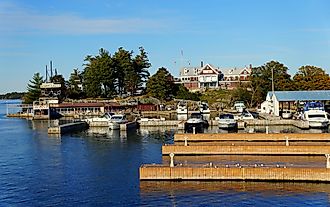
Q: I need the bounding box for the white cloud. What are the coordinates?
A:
[0,2,168,35]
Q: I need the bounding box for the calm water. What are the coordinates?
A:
[1,100,330,206]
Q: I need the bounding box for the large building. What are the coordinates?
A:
[177,62,252,91]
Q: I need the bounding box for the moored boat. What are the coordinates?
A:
[218,113,237,129]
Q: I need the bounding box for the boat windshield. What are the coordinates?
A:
[308,114,326,118]
[190,113,201,119]
[111,116,124,120]
[220,114,234,119]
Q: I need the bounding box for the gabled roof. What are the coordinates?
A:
[267,90,330,101]
[222,67,251,76]
[198,64,219,75]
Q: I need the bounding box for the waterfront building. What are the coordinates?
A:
[262,90,330,116]
[177,62,251,91]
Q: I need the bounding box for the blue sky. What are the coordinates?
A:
[0,0,330,93]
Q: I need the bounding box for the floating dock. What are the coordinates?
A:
[139,165,330,182]
[48,121,88,135]
[174,133,330,142]
[162,145,330,155]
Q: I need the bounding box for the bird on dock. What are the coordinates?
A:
[254,164,258,167]
[260,164,264,167]
[235,163,240,167]
[225,165,229,168]
[276,164,280,168]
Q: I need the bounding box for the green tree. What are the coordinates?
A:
[23,73,43,104]
[174,84,201,101]
[67,68,84,99]
[83,48,116,98]
[230,83,252,107]
[293,65,330,90]
[131,47,151,95]
[50,74,67,99]
[146,67,176,100]
[249,61,293,106]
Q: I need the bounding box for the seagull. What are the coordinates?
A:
[276,164,280,168]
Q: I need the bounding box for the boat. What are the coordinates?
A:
[199,102,210,114]
[237,110,255,120]
[85,112,115,124]
[218,113,237,129]
[184,112,208,133]
[176,101,188,115]
[302,102,329,128]
[109,114,128,130]
[234,101,246,113]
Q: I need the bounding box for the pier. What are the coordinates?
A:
[48,121,88,135]
[140,165,330,182]
[162,145,330,155]
[174,133,330,142]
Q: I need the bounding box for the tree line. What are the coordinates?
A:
[23,49,330,107]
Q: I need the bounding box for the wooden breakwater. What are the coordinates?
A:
[140,165,330,182]
[162,145,330,155]
[48,121,88,135]
[174,133,330,142]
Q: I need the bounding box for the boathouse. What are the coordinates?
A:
[261,90,330,116]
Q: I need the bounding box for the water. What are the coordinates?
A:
[1,100,330,206]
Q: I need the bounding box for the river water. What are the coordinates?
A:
[1,100,330,206]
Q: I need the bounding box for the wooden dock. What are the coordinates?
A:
[140,165,330,182]
[174,133,330,142]
[48,121,88,135]
[162,145,330,155]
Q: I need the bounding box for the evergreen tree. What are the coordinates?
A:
[23,73,43,104]
[146,67,175,100]
[67,68,84,99]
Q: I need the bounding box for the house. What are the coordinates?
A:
[177,62,251,91]
[219,65,252,89]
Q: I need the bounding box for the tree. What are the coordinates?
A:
[249,61,293,106]
[131,47,151,95]
[230,83,252,107]
[67,68,84,99]
[23,73,43,104]
[174,84,201,101]
[293,65,330,90]
[50,74,67,99]
[146,67,176,100]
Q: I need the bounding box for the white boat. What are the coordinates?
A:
[109,114,128,130]
[176,101,188,114]
[302,102,329,128]
[85,112,115,124]
[199,102,210,114]
[303,110,329,128]
[237,110,255,120]
[234,101,246,113]
[184,112,208,133]
[218,113,237,129]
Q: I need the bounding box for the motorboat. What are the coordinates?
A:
[302,102,329,128]
[234,101,246,113]
[236,110,255,120]
[176,101,188,115]
[109,114,128,130]
[184,112,209,133]
[281,110,293,119]
[199,102,210,114]
[218,113,237,129]
[85,112,115,124]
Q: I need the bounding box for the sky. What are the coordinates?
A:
[0,0,330,94]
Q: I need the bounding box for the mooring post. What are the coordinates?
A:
[193,127,196,134]
[170,153,175,167]
[184,136,188,146]
[285,136,289,146]
[265,126,269,134]
[326,154,330,169]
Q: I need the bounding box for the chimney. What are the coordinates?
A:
[201,61,204,67]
